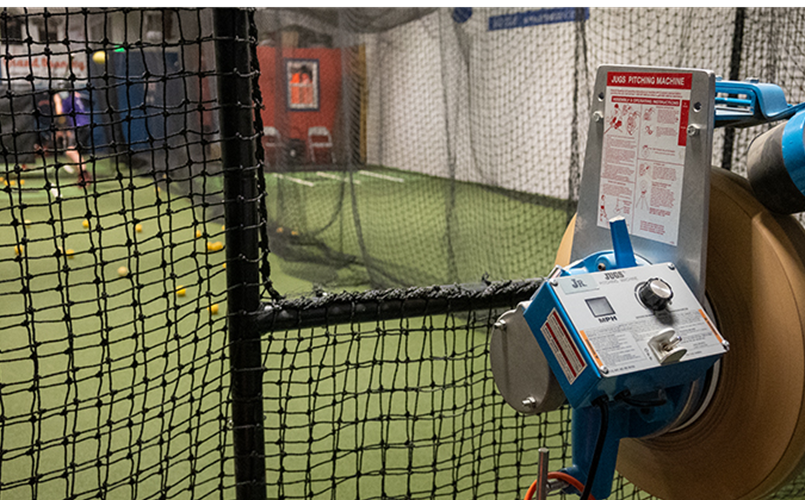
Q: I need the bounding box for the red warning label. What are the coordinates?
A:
[540,309,587,384]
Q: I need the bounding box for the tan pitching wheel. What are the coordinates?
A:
[556,167,805,500]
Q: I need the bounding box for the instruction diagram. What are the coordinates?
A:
[596,71,693,246]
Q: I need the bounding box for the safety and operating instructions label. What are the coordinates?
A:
[540,309,587,384]
[597,71,693,246]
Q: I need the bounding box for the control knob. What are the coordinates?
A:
[638,278,673,310]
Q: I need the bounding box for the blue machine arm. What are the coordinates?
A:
[715,78,805,128]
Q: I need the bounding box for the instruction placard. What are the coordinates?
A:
[597,71,692,246]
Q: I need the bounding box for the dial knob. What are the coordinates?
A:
[638,278,674,310]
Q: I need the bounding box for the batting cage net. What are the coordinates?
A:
[1,6,805,500]
[256,7,805,291]
[0,7,232,500]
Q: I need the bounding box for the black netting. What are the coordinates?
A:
[254,8,805,291]
[260,283,657,500]
[252,7,805,500]
[0,7,232,499]
[4,6,805,500]
[265,309,575,500]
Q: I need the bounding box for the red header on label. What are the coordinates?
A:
[607,71,692,90]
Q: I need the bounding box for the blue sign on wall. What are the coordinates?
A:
[488,8,589,32]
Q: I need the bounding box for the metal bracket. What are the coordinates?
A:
[572,65,716,301]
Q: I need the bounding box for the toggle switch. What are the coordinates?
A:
[648,327,687,365]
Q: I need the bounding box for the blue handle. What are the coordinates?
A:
[715,79,805,128]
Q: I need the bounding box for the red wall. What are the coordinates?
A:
[256,46,342,155]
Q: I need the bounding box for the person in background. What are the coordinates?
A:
[54,90,92,186]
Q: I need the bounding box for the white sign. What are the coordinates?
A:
[597,71,693,246]
[0,46,88,86]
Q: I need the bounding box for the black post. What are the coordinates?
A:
[721,7,746,171]
[213,8,267,500]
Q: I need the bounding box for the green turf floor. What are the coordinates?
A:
[0,158,236,498]
[263,166,572,290]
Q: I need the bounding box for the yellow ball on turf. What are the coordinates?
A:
[208,304,219,315]
[14,244,24,256]
[66,249,75,259]
[135,223,143,233]
[222,263,226,269]
[82,219,90,229]
[92,51,106,65]
[176,287,186,297]
[195,229,202,239]
[117,266,128,277]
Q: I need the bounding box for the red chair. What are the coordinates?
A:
[307,126,334,164]
[261,126,281,165]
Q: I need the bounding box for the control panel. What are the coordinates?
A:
[522,261,727,408]
[552,262,724,377]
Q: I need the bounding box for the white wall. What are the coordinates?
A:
[363,7,760,199]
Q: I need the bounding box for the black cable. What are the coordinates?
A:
[580,396,610,500]
[614,388,667,408]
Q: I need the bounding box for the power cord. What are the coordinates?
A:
[580,396,609,500]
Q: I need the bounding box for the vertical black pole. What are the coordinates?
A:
[721,7,746,171]
[213,8,267,500]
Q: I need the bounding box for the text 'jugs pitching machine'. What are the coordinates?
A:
[491,66,805,500]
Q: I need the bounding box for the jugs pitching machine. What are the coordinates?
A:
[490,65,805,500]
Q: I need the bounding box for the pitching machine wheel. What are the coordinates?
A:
[556,167,805,499]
